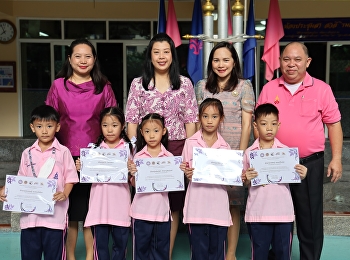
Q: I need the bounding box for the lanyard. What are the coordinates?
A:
[28,147,56,177]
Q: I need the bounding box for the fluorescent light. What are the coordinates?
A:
[255,25,266,31]
[39,32,49,37]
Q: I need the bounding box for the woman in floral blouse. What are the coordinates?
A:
[125,33,198,259]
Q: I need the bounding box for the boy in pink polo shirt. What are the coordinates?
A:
[243,103,307,260]
[0,105,78,260]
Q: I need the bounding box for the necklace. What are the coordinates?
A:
[259,141,274,150]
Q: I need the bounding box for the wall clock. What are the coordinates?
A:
[0,19,17,44]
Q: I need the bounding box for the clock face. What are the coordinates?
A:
[0,20,16,43]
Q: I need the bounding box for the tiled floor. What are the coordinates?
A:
[0,231,349,260]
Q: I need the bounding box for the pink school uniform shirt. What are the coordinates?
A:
[182,130,233,227]
[244,138,294,223]
[18,138,79,230]
[46,78,117,156]
[125,76,198,141]
[84,140,131,228]
[257,72,341,158]
[130,144,173,222]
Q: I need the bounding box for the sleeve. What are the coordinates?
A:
[194,79,206,105]
[320,83,341,124]
[240,80,255,113]
[125,78,142,124]
[182,77,199,124]
[104,84,117,108]
[242,150,250,171]
[62,148,79,184]
[17,150,29,177]
[45,81,59,111]
[181,140,193,167]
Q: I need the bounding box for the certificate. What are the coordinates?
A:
[192,147,243,186]
[249,147,301,186]
[2,175,57,215]
[80,148,128,183]
[134,156,184,193]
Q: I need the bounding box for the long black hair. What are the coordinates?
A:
[135,113,168,152]
[94,107,133,154]
[141,33,181,91]
[205,42,243,94]
[56,38,110,94]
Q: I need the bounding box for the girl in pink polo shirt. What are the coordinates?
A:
[243,103,307,260]
[76,107,132,260]
[128,113,172,260]
[180,98,232,260]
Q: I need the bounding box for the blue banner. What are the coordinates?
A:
[187,0,203,85]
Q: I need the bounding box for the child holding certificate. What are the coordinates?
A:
[180,98,232,260]
[243,103,307,260]
[0,105,78,260]
[76,107,132,260]
[128,113,172,260]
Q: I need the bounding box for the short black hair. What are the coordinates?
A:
[254,103,279,121]
[30,105,60,124]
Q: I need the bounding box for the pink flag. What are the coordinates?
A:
[166,0,182,47]
[227,1,233,36]
[261,0,284,81]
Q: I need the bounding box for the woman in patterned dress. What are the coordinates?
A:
[195,42,255,260]
[125,33,198,260]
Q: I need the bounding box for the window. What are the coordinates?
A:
[20,20,61,39]
[64,21,106,40]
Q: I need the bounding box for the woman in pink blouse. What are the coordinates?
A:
[195,42,255,260]
[125,33,198,259]
[46,38,117,260]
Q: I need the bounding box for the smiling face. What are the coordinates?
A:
[140,119,167,150]
[69,43,96,78]
[151,41,173,74]
[280,42,312,84]
[211,47,235,82]
[30,119,60,149]
[101,115,123,148]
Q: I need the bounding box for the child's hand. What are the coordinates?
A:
[53,191,68,202]
[180,162,194,181]
[244,167,258,182]
[295,164,307,180]
[0,187,7,202]
[127,159,137,175]
[75,158,81,171]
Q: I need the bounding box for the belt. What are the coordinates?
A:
[299,151,324,164]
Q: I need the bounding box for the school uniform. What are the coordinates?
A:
[244,138,294,260]
[18,138,78,260]
[130,144,173,260]
[84,140,131,260]
[182,130,232,260]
